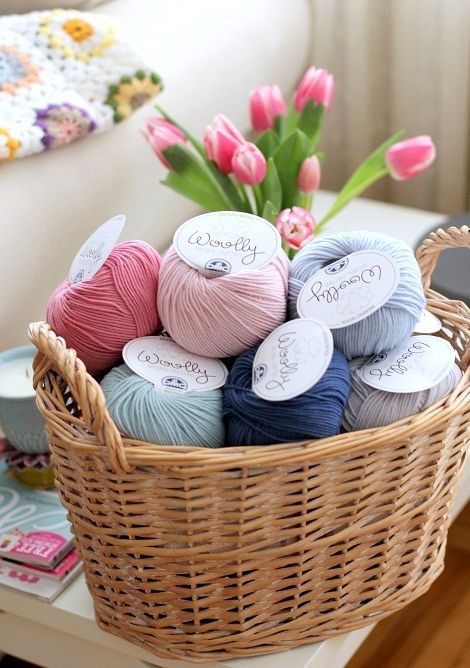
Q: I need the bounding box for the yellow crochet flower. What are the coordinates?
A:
[38,11,115,60]
[0,128,21,161]
[106,70,162,122]
[62,18,94,42]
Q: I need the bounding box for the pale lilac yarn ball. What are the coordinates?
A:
[158,248,290,357]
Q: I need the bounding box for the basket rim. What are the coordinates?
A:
[42,363,470,471]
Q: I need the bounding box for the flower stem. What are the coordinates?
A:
[252,184,264,216]
[236,180,253,213]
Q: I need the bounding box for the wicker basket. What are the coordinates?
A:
[29,226,470,663]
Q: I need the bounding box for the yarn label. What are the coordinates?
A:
[360,335,455,393]
[123,336,228,394]
[413,309,442,334]
[252,318,333,401]
[69,215,125,283]
[173,211,281,275]
[296,250,400,328]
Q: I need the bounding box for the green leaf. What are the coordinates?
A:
[261,200,278,224]
[163,145,232,210]
[261,158,282,210]
[256,130,281,159]
[297,100,324,150]
[316,130,406,232]
[205,162,246,211]
[284,105,300,137]
[163,145,215,190]
[274,128,313,208]
[162,172,229,212]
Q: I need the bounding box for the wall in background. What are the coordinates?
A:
[310,0,470,214]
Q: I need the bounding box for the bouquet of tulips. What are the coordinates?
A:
[144,66,435,257]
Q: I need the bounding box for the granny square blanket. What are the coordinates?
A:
[0,8,162,161]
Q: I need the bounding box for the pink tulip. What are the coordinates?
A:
[249,85,287,133]
[385,135,436,181]
[298,155,321,193]
[144,117,187,168]
[231,142,267,185]
[276,207,316,250]
[203,114,245,174]
[294,66,334,112]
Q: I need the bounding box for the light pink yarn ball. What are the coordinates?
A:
[47,241,162,375]
[158,247,290,357]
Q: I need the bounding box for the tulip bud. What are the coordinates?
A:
[231,142,267,185]
[298,155,321,194]
[249,85,287,133]
[385,135,436,181]
[203,114,245,174]
[276,207,316,250]
[144,117,187,168]
[294,66,334,113]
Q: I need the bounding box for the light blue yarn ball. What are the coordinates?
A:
[288,231,425,359]
[101,364,224,448]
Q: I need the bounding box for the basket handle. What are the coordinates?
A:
[28,322,132,475]
[416,225,470,291]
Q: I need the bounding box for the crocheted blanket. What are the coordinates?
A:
[0,8,162,161]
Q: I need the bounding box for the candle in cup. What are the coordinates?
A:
[0,346,48,453]
[0,356,35,399]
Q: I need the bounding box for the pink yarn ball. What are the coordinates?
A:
[47,241,162,375]
[157,247,290,357]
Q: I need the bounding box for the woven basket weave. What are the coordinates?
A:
[29,226,470,663]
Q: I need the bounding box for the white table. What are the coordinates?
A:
[1,193,468,668]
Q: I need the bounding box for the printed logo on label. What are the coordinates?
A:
[123,336,228,394]
[253,363,268,384]
[297,250,400,329]
[69,215,125,284]
[324,257,349,275]
[173,211,281,275]
[205,258,232,274]
[252,318,334,402]
[360,335,456,393]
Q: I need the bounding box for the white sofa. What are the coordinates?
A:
[1,0,312,349]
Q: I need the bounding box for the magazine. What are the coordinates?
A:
[0,458,73,567]
[0,557,82,603]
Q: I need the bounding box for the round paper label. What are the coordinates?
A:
[69,215,125,284]
[173,211,281,275]
[359,335,455,393]
[123,336,228,394]
[296,250,400,329]
[413,309,442,334]
[252,318,334,402]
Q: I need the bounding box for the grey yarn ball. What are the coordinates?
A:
[342,357,462,431]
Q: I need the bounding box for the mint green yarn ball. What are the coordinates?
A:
[101,364,224,448]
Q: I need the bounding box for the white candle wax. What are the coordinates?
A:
[0,356,35,399]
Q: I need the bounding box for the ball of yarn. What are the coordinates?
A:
[101,364,224,448]
[288,231,425,359]
[223,346,351,446]
[157,247,290,357]
[342,357,462,432]
[47,241,162,375]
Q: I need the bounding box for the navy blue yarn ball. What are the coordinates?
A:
[223,346,351,446]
